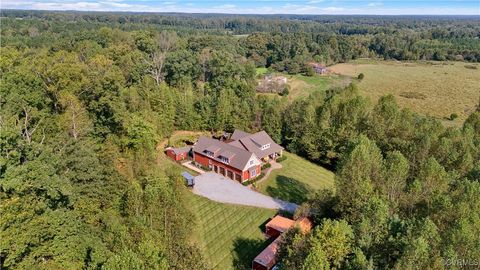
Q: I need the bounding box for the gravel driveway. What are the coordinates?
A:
[193,172,298,213]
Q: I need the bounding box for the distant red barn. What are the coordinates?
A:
[165,146,191,161]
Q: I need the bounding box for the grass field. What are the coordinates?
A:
[329,60,480,126]
[255,67,269,76]
[257,152,335,204]
[188,194,276,270]
[286,73,351,101]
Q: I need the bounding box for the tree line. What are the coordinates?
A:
[276,85,480,269]
[1,12,479,269]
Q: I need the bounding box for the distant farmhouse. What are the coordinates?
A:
[309,62,328,74]
[256,74,288,93]
[192,130,283,183]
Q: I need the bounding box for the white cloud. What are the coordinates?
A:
[307,0,324,4]
[367,2,382,7]
[1,0,478,15]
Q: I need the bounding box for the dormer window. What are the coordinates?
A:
[219,156,229,164]
[205,150,214,157]
[260,143,270,150]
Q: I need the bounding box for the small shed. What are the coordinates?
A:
[166,146,191,161]
[252,236,282,270]
[309,62,328,74]
[181,171,195,187]
[265,215,295,239]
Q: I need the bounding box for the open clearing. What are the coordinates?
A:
[255,68,351,101]
[329,60,480,126]
[166,159,277,270]
[257,152,335,204]
[286,73,351,101]
[188,193,276,270]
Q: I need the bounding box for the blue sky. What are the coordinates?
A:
[2,0,480,15]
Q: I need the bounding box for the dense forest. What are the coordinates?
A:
[1,10,480,269]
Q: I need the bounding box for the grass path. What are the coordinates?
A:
[257,152,335,204]
[188,194,276,270]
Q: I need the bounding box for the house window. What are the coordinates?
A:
[261,144,271,150]
[205,150,214,157]
[249,160,254,165]
[220,156,229,164]
[251,169,257,177]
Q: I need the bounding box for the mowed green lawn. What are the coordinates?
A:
[257,152,335,204]
[188,194,276,270]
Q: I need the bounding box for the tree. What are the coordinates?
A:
[335,136,383,223]
[146,31,178,85]
[59,92,92,140]
[312,219,354,268]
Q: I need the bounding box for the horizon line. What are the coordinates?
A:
[2,9,480,17]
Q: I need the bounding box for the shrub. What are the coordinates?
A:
[192,161,211,171]
[276,156,287,163]
[399,91,427,100]
[305,65,315,77]
[357,73,365,80]
[449,113,459,121]
[261,163,272,170]
[242,173,265,186]
[279,85,290,96]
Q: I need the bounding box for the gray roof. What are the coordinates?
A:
[219,150,236,159]
[233,130,283,159]
[181,171,195,181]
[170,146,191,155]
[231,129,252,141]
[193,136,258,171]
[205,145,221,153]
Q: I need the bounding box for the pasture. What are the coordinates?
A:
[286,73,351,101]
[329,60,480,126]
[257,152,335,204]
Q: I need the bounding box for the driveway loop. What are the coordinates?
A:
[193,172,298,213]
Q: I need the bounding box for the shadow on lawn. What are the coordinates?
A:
[232,237,273,270]
[266,175,312,204]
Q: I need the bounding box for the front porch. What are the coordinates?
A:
[261,149,283,163]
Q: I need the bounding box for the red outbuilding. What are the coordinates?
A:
[265,215,295,239]
[165,146,191,161]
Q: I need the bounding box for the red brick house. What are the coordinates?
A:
[165,146,191,161]
[193,137,262,182]
[192,130,283,183]
[228,129,283,163]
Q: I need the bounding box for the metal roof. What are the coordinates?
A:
[181,171,195,181]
